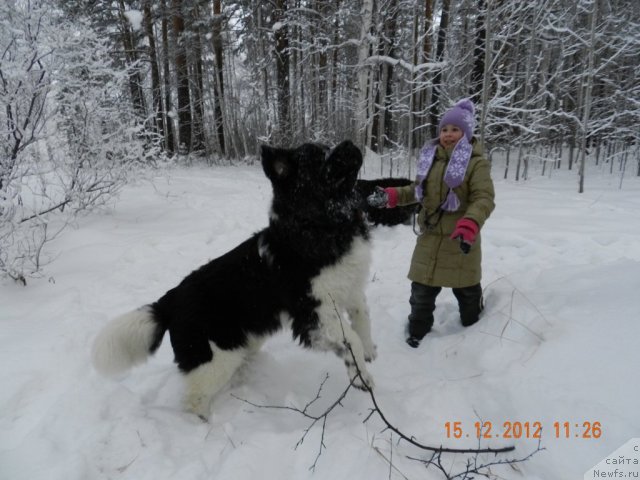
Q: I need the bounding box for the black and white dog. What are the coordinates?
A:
[92,140,376,418]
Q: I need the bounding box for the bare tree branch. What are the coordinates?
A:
[233,374,355,471]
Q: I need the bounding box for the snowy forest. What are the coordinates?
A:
[1,0,639,280]
[2,3,640,479]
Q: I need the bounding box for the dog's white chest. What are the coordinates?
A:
[310,236,370,305]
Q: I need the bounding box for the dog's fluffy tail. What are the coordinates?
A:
[92,306,165,376]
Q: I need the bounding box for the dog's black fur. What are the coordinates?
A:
[356,177,415,226]
[92,141,376,418]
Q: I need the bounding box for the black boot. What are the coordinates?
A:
[406,282,441,346]
[453,284,484,327]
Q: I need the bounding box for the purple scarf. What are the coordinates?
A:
[415,137,473,211]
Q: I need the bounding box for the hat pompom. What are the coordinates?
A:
[456,98,474,116]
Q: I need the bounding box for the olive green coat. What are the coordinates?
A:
[395,139,495,288]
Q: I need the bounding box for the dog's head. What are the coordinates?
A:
[261,140,363,219]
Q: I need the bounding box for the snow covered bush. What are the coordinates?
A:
[0,2,161,283]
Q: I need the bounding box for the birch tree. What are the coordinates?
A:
[356,0,374,150]
[578,0,599,193]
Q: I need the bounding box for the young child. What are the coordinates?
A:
[368,98,495,348]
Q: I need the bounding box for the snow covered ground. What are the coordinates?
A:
[1,157,639,479]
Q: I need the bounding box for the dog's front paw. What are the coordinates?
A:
[363,343,378,362]
[349,366,374,391]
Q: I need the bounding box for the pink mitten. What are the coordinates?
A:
[384,188,398,208]
[450,218,479,253]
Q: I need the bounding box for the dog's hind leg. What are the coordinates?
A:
[182,343,247,419]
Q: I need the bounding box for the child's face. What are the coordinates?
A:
[439,124,464,148]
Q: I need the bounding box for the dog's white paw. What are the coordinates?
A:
[185,394,211,421]
[363,343,377,362]
[348,365,374,391]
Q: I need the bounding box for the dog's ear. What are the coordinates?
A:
[261,145,291,181]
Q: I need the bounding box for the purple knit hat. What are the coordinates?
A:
[438,98,476,140]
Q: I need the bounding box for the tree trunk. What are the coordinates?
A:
[290,19,302,140]
[384,0,397,150]
[470,0,486,99]
[579,0,599,193]
[406,0,419,178]
[315,0,330,136]
[416,0,433,141]
[172,0,192,153]
[256,5,270,114]
[516,11,538,182]
[212,0,226,156]
[274,0,291,144]
[356,0,374,150]
[429,0,450,139]
[330,0,341,134]
[479,0,492,150]
[568,138,575,170]
[160,0,175,155]
[143,0,165,143]
[117,0,147,120]
[190,8,206,155]
[373,0,397,155]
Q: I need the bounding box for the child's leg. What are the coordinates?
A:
[452,284,484,327]
[408,282,441,339]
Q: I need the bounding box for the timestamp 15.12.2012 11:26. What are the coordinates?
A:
[444,421,602,440]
